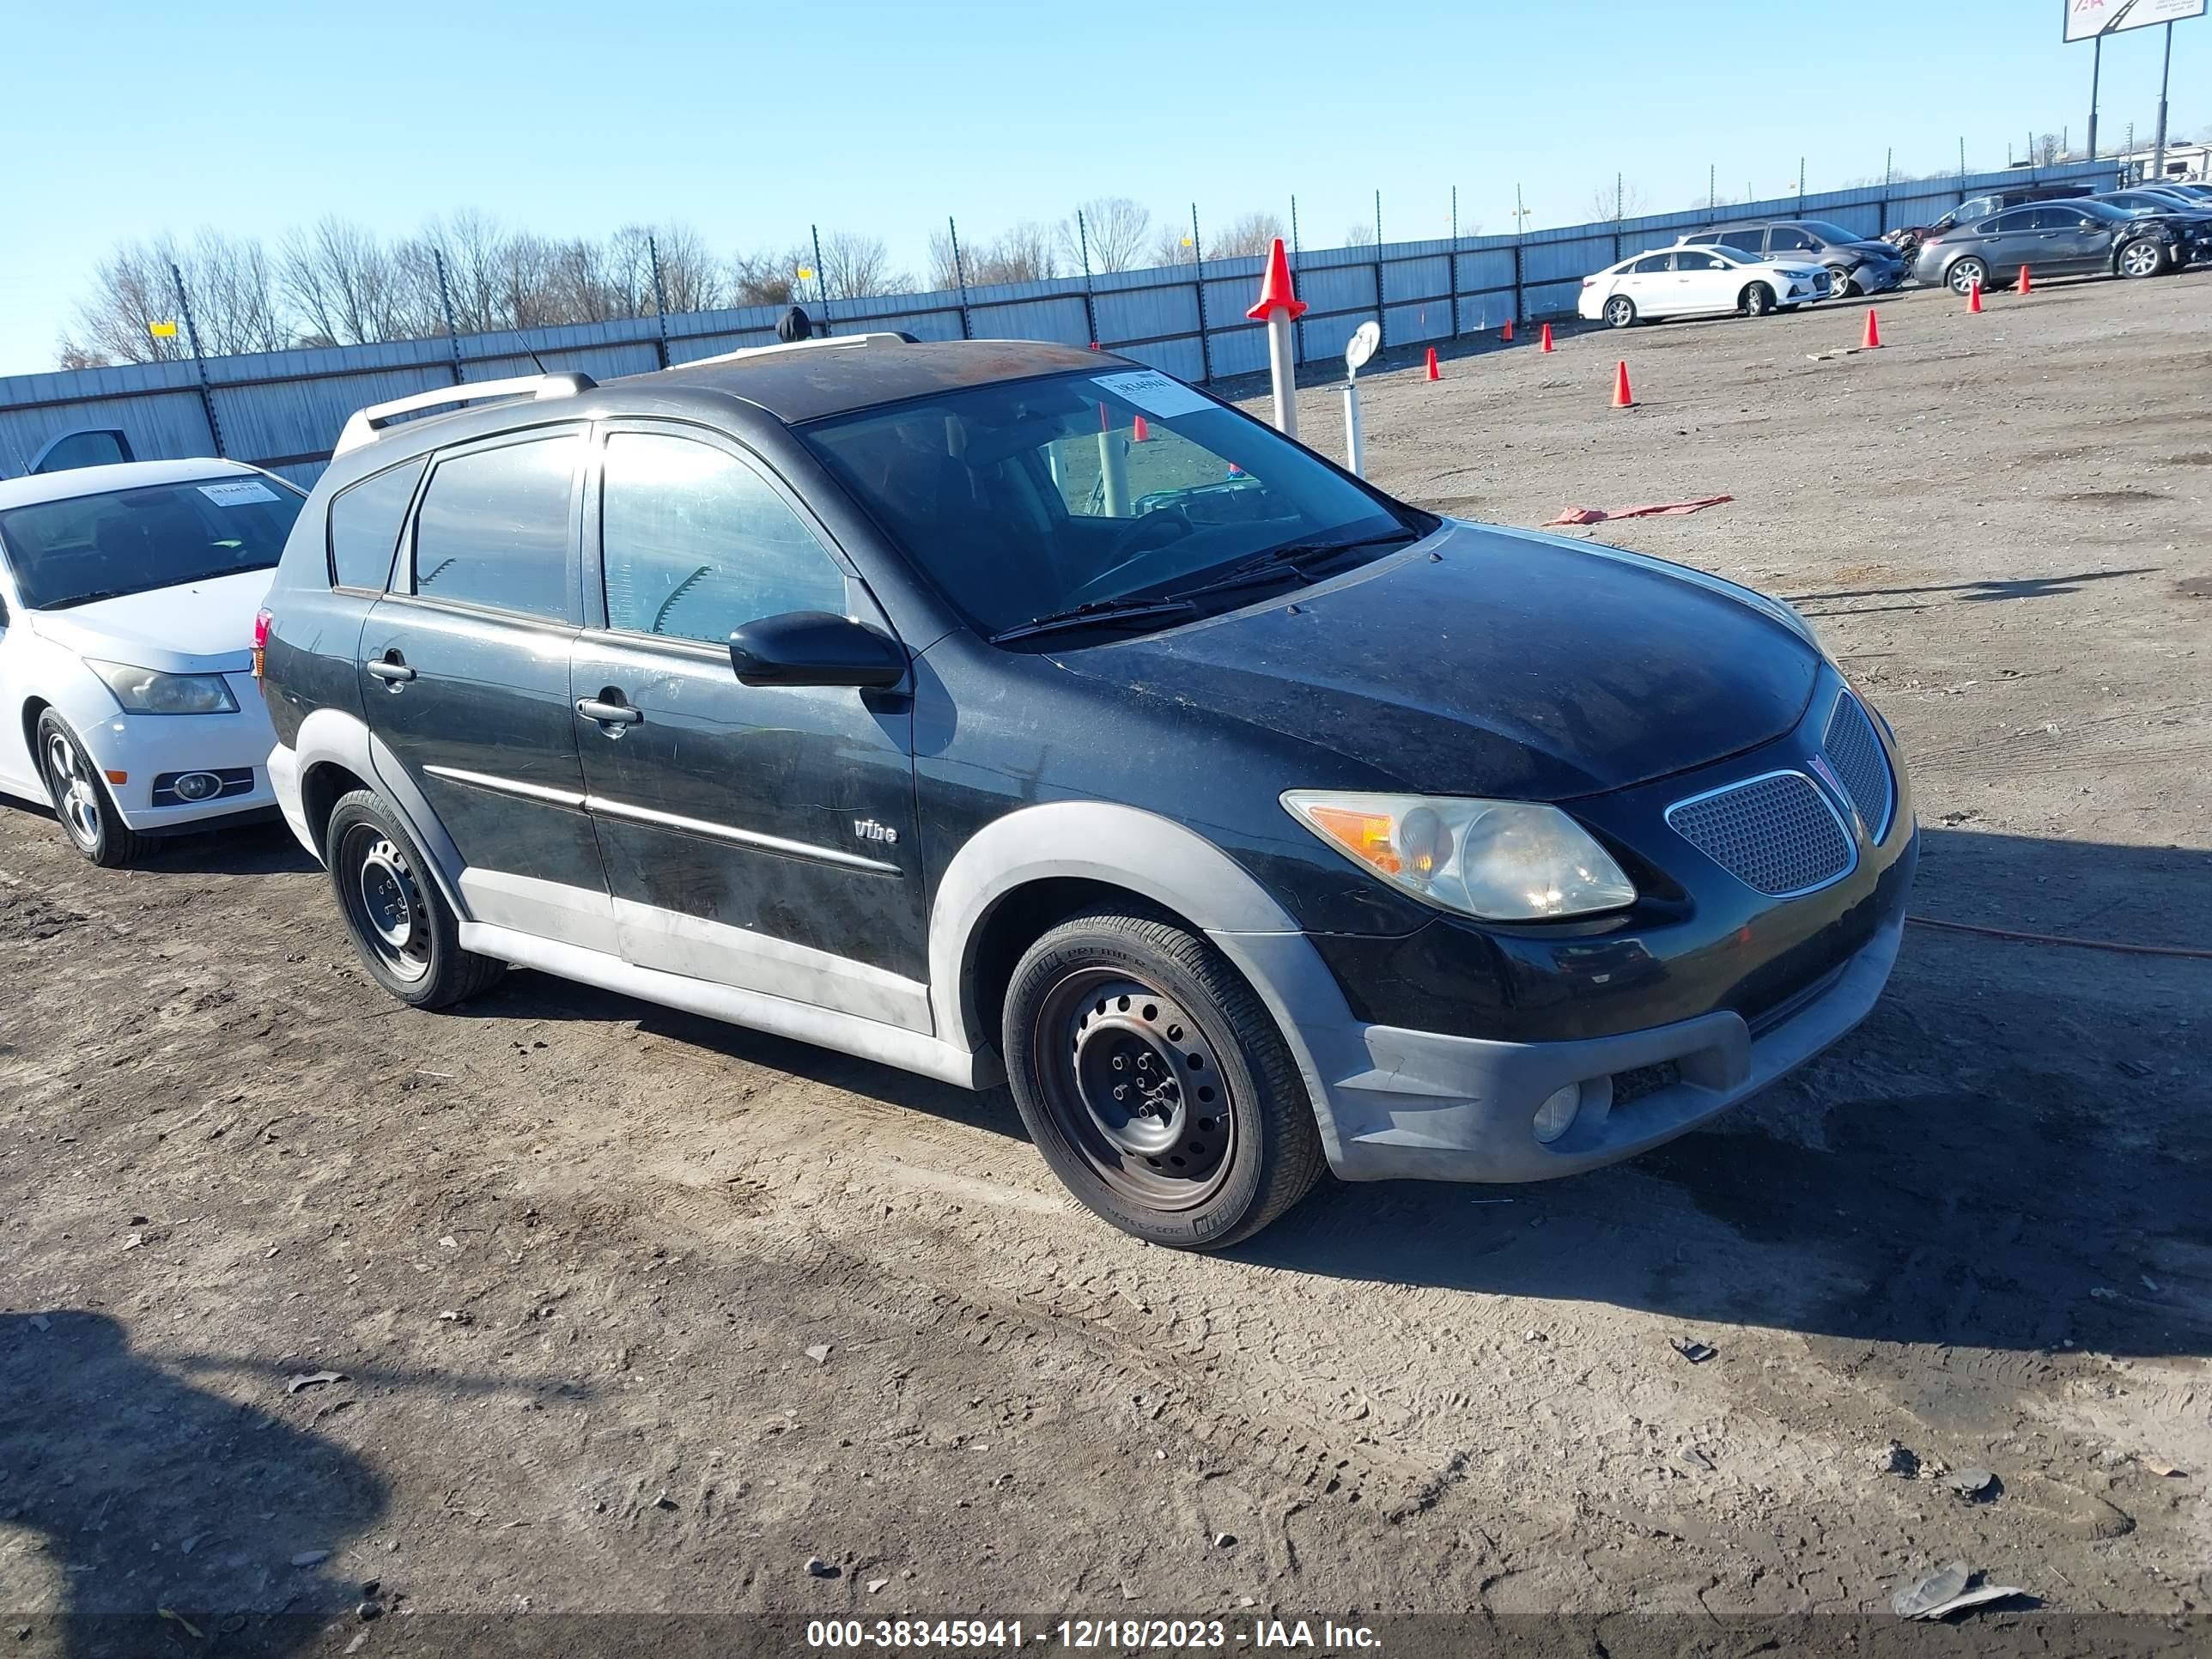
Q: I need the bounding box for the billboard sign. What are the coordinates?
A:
[2066,0,2206,40]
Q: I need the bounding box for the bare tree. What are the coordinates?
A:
[1059,197,1152,273]
[1151,223,1199,265]
[730,248,805,307]
[2035,131,2065,166]
[1340,222,1375,248]
[1588,180,1650,223]
[640,223,725,313]
[817,229,903,300]
[280,217,422,344]
[1210,210,1287,259]
[60,230,288,365]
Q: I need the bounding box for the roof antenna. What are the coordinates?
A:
[512,326,550,377]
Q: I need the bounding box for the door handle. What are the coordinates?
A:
[367,657,416,685]
[576,697,643,726]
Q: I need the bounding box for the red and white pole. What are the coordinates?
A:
[1246,238,1309,440]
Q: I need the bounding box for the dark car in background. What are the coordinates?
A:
[254,337,1915,1251]
[1882,184,2092,264]
[2095,186,2212,234]
[1677,220,1905,296]
[1910,198,2198,292]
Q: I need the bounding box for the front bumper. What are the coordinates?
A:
[1315,847,1910,1182]
[1850,262,1905,295]
[82,687,280,833]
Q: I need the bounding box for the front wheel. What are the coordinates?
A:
[36,711,149,868]
[1741,283,1776,318]
[1948,257,1988,295]
[325,788,507,1008]
[2118,237,2166,279]
[1826,265,1856,298]
[1602,295,1637,329]
[1002,909,1324,1250]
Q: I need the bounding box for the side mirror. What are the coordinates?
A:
[728,611,906,690]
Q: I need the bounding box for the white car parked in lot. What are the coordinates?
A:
[1578,244,1834,329]
[0,459,306,866]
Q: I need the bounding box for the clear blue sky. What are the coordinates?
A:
[0,0,2200,374]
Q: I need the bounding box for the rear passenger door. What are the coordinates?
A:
[568,422,930,1030]
[361,426,616,950]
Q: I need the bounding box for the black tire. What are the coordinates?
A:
[2117,237,2166,279]
[35,710,151,869]
[1948,257,1987,295]
[1602,295,1637,329]
[1002,908,1324,1250]
[324,787,506,1009]
[1741,283,1776,318]
[1826,265,1856,298]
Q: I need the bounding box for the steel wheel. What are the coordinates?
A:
[2119,239,2163,278]
[43,730,102,852]
[1603,295,1636,329]
[1948,258,1986,295]
[338,822,432,984]
[1030,969,1236,1212]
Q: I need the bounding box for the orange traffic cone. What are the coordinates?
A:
[2015,264,2033,295]
[1612,361,1635,409]
[1425,347,1440,381]
[1501,319,1514,343]
[1131,415,1149,442]
[1862,308,1882,349]
[1540,323,1555,353]
[1967,280,1983,313]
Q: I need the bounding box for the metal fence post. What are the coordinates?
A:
[1512,240,1525,329]
[1076,210,1099,349]
[433,248,465,384]
[169,262,225,459]
[811,224,832,332]
[947,216,974,341]
[1189,204,1212,384]
[647,234,672,368]
[1449,185,1461,337]
[1288,194,1306,366]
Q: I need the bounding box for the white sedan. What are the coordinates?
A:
[1577,244,1834,328]
[0,458,306,866]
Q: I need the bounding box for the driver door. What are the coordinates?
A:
[568,422,930,1025]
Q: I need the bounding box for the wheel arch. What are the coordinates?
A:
[928,802,1365,1165]
[289,706,471,919]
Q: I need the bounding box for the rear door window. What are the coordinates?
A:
[599,431,847,645]
[327,457,426,592]
[410,434,582,622]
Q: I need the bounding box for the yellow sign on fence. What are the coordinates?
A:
[148,320,179,338]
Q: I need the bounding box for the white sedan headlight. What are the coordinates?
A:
[88,660,239,715]
[1282,792,1637,921]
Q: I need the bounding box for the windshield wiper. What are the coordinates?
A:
[43,589,130,610]
[989,596,1198,645]
[1162,528,1421,602]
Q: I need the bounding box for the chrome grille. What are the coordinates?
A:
[1821,692,1893,842]
[1666,771,1854,896]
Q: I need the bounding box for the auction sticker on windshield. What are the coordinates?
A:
[1094,370,1213,419]
[198,480,282,507]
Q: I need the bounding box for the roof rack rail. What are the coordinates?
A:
[333,372,597,457]
[678,331,919,370]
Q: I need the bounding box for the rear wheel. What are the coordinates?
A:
[36,711,149,869]
[1002,908,1324,1250]
[1602,295,1637,329]
[325,788,506,1009]
[2118,237,2166,279]
[1741,283,1776,317]
[1947,257,1988,295]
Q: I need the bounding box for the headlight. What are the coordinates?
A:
[87,660,239,715]
[1282,792,1637,921]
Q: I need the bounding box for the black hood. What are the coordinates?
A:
[1842,240,1903,260]
[1052,522,1822,801]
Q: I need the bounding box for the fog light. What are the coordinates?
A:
[1533,1083,1583,1145]
[172,771,222,802]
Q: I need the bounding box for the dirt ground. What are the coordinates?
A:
[3,272,2209,1657]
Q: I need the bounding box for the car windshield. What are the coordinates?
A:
[0,476,304,611]
[1796,221,1861,243]
[803,369,1426,639]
